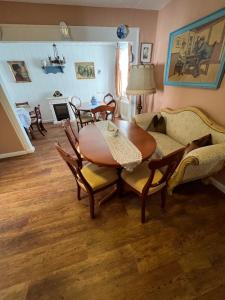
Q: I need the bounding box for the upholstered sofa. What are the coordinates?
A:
[134,106,225,193]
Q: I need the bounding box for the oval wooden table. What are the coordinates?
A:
[78,101,105,112]
[79,119,156,168]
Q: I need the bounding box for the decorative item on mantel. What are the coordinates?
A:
[53,90,63,97]
[41,44,66,74]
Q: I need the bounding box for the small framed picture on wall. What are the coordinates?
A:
[7,61,31,83]
[140,43,153,63]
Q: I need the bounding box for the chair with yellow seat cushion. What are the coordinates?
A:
[63,119,85,167]
[121,147,185,223]
[80,163,118,191]
[55,142,118,219]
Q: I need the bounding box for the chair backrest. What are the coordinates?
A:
[91,105,115,122]
[71,96,81,107]
[62,119,82,167]
[15,101,30,108]
[105,99,117,119]
[55,142,91,191]
[34,105,43,120]
[106,99,116,108]
[142,147,185,195]
[103,93,114,104]
[69,101,82,121]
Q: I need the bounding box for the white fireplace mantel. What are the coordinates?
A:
[48,96,75,124]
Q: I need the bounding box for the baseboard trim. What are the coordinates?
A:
[0,147,35,159]
[210,177,225,194]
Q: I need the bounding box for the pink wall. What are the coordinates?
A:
[0,103,23,154]
[0,1,158,44]
[153,0,225,126]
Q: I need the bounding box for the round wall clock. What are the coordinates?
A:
[117,24,129,39]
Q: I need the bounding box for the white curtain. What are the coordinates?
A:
[115,43,129,118]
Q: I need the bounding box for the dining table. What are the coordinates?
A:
[79,119,156,168]
[78,101,105,113]
[16,107,31,129]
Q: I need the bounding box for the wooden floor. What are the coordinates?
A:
[1,124,225,300]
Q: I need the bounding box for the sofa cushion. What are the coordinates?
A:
[148,131,184,157]
[133,112,155,130]
[147,115,166,134]
[185,134,212,154]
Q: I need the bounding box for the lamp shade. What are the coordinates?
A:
[126,64,156,95]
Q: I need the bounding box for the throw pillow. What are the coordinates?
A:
[147,114,166,134]
[185,134,212,154]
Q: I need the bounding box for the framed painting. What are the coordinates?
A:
[75,62,95,79]
[140,43,153,63]
[8,61,31,83]
[164,8,225,89]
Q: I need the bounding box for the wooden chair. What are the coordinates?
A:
[121,147,185,223]
[30,105,47,136]
[55,142,119,218]
[62,119,84,167]
[69,101,93,132]
[103,93,114,104]
[91,105,116,122]
[15,101,30,108]
[105,99,117,120]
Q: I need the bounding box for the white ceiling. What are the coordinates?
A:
[3,0,170,10]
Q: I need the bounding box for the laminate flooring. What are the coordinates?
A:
[0,124,225,300]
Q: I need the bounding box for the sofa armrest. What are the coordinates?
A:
[168,143,225,194]
[184,143,225,165]
[133,112,156,130]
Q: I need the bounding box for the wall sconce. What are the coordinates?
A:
[42,43,66,74]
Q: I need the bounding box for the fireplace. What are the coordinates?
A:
[53,103,69,121]
[48,96,75,124]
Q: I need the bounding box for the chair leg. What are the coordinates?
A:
[29,126,35,139]
[40,121,47,132]
[77,184,81,201]
[88,193,95,219]
[76,121,80,132]
[37,124,45,136]
[116,168,123,196]
[161,186,167,211]
[140,195,146,223]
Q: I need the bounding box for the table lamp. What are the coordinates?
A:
[126,64,156,114]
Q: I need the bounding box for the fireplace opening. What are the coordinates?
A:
[53,103,70,121]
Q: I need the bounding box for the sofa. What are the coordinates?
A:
[134,106,225,193]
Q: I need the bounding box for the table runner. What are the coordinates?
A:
[95,121,142,171]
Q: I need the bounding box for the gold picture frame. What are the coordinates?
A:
[75,62,95,79]
[7,61,31,83]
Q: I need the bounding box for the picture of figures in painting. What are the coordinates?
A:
[75,62,95,79]
[168,14,225,84]
[8,61,31,83]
